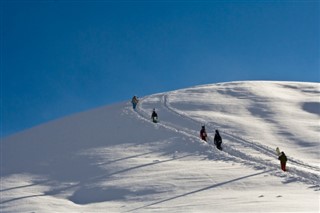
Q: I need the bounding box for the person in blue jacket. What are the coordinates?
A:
[131,96,139,110]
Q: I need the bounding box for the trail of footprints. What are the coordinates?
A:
[133,94,320,189]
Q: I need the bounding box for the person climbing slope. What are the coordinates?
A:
[200,126,207,142]
[151,108,158,123]
[278,151,287,172]
[214,129,223,150]
[131,96,139,110]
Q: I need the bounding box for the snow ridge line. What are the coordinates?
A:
[163,94,320,173]
[134,95,319,187]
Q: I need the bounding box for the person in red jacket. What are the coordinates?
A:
[200,126,207,142]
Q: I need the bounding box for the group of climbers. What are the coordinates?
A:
[200,125,222,151]
[131,96,287,172]
[131,96,158,123]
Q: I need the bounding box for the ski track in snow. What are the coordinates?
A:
[132,93,320,190]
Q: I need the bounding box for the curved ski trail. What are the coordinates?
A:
[132,93,320,188]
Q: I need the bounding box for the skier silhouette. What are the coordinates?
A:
[214,130,223,150]
[278,151,287,171]
[151,109,158,123]
[131,96,139,110]
[200,126,207,142]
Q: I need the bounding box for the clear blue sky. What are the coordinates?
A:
[1,0,319,137]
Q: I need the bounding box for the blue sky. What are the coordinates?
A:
[1,1,319,137]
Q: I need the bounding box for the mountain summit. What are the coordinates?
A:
[1,81,319,212]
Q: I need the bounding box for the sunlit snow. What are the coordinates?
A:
[1,81,319,212]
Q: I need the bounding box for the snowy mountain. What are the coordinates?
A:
[1,81,319,213]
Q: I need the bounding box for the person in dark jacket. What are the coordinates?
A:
[214,129,223,150]
[278,151,287,171]
[151,109,158,123]
[200,126,207,142]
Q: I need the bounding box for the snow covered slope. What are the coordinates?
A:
[1,81,319,212]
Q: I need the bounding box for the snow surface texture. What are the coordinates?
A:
[1,81,319,213]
